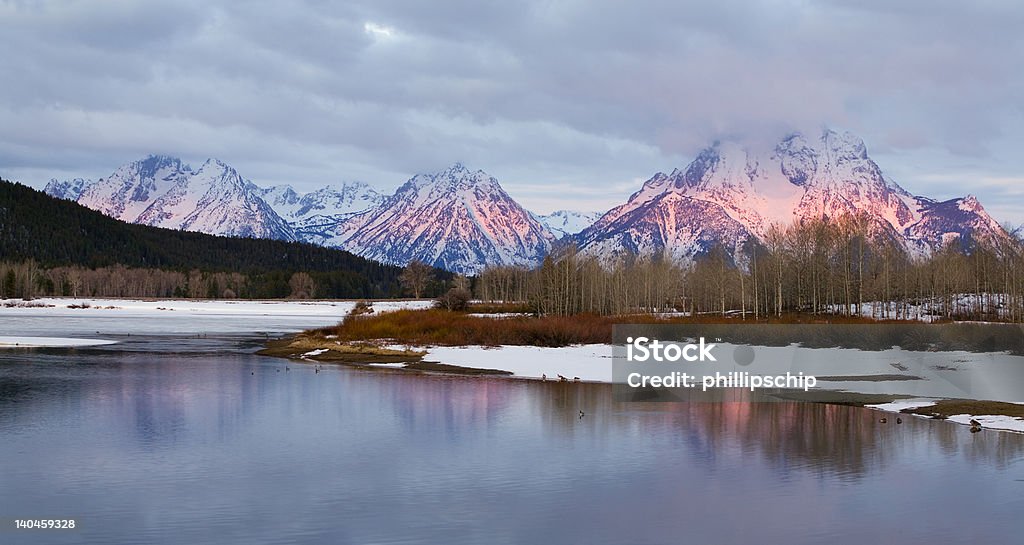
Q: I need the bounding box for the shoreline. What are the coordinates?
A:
[259,331,1024,434]
[4,297,1021,434]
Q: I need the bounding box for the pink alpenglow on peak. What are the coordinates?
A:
[43,130,1011,273]
[331,163,556,274]
[575,130,1011,264]
[59,155,295,241]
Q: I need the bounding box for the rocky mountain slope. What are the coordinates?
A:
[332,163,555,274]
[55,155,295,241]
[42,130,1009,273]
[534,210,601,239]
[575,130,1008,262]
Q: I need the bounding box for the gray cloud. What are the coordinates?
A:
[0,0,1021,220]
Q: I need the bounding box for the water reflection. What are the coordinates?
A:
[0,339,1022,544]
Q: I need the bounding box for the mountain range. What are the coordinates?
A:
[575,131,1009,263]
[42,130,1009,274]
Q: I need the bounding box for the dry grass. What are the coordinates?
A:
[317,309,900,348]
[465,301,534,314]
[903,400,1024,420]
[321,310,617,347]
[257,334,425,363]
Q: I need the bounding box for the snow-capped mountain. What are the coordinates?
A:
[75,155,194,221]
[43,177,91,201]
[51,155,296,241]
[259,182,385,246]
[332,163,555,274]
[535,210,601,239]
[136,159,296,240]
[576,130,1009,262]
[42,132,1010,274]
[260,182,383,221]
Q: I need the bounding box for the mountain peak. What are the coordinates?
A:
[408,163,502,196]
[442,161,484,178]
[535,209,602,239]
[336,166,553,274]
[43,177,91,201]
[66,155,295,242]
[107,155,188,188]
[142,153,184,163]
[959,194,982,212]
[133,154,190,176]
[821,130,868,161]
[198,158,233,172]
[576,129,1009,263]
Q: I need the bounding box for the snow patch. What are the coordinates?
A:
[421,344,612,382]
[947,414,1024,433]
[0,336,117,348]
[0,297,430,317]
[865,399,940,412]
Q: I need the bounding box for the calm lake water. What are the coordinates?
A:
[1,317,1023,544]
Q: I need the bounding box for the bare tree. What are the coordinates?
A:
[452,274,471,292]
[399,260,433,298]
[435,287,471,311]
[288,272,316,299]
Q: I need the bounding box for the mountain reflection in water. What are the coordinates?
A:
[0,335,1022,544]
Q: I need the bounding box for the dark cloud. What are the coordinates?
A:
[0,0,1021,219]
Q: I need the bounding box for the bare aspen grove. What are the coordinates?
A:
[476,215,1024,322]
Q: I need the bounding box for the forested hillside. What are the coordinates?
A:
[0,178,444,299]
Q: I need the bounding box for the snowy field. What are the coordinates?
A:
[830,293,1018,322]
[0,297,431,316]
[0,297,431,337]
[419,344,613,382]
[0,336,119,348]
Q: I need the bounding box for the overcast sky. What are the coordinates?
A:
[1,0,1022,222]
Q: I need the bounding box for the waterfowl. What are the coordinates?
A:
[896,417,902,424]
[970,419,982,427]
[579,410,584,419]
[573,377,580,382]
[541,374,547,381]
[879,417,887,423]
[557,374,568,382]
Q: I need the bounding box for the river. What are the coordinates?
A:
[1,313,1022,544]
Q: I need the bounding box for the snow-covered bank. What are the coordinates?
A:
[946,414,1024,433]
[433,344,613,381]
[0,336,118,348]
[390,344,613,382]
[866,399,1024,433]
[864,399,939,413]
[0,297,432,336]
[0,297,431,316]
[405,344,1024,433]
